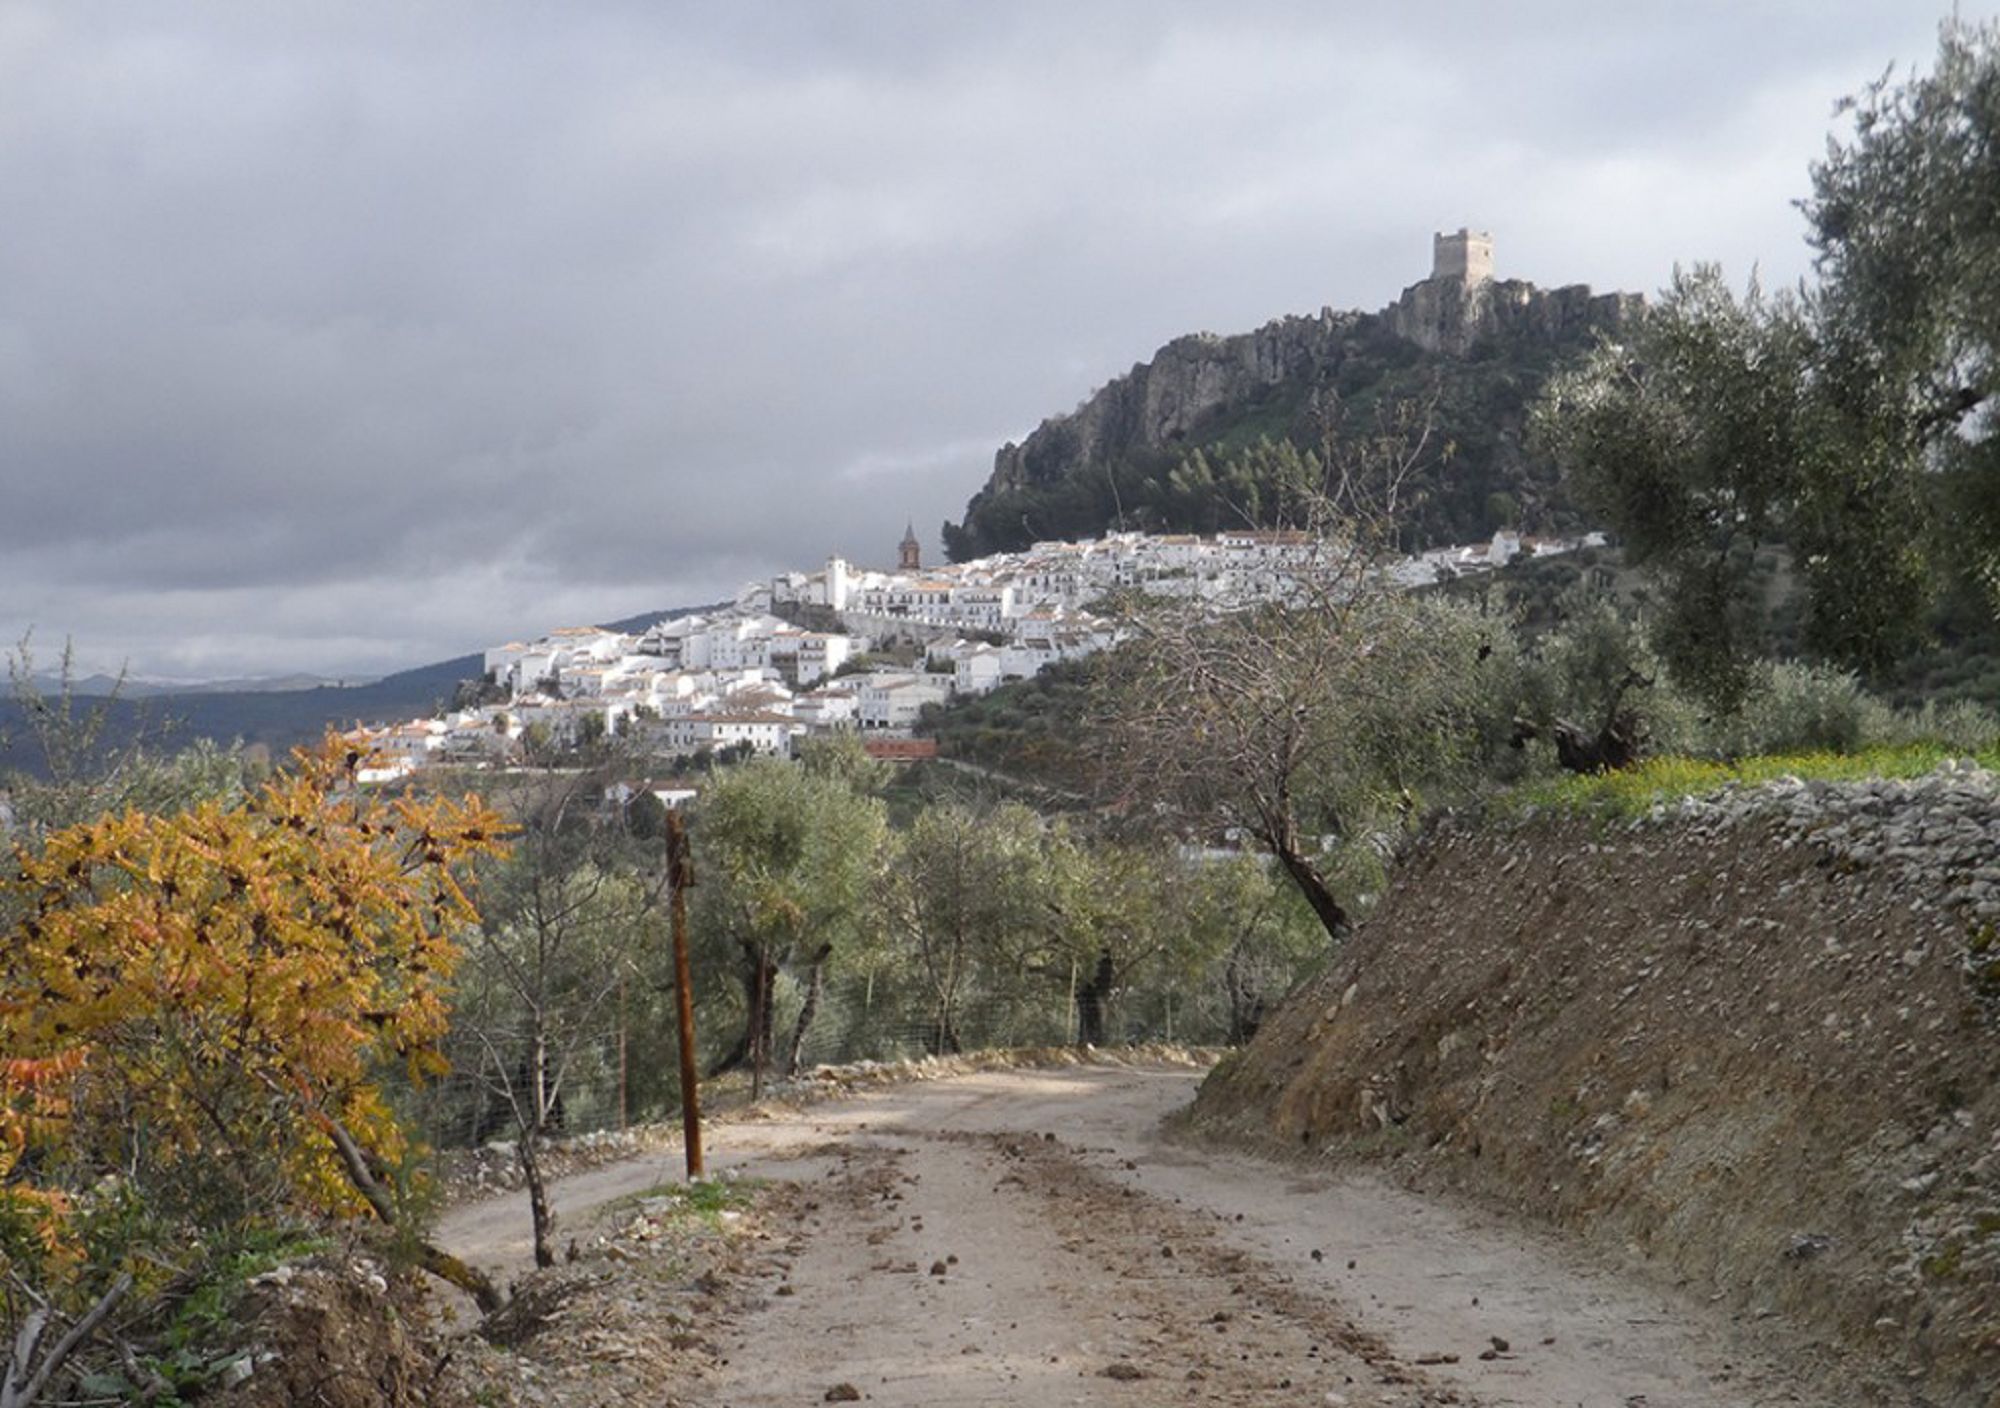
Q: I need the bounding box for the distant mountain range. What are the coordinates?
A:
[27,672,365,698]
[0,604,715,775]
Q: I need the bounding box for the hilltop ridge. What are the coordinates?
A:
[947,231,1641,559]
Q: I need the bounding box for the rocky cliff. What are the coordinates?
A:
[1382,275,1639,358]
[1188,766,2000,1406]
[981,308,1366,502]
[948,255,1641,560]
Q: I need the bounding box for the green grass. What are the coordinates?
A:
[66,1227,335,1406]
[1504,741,2000,819]
[603,1176,759,1228]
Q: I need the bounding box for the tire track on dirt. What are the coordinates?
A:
[698,1126,1456,1408]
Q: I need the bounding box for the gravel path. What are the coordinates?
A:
[439,1064,1861,1406]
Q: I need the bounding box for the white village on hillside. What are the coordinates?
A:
[344,523,1603,785]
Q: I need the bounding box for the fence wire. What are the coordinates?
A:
[400,964,1244,1151]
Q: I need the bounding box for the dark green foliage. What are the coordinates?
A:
[624,788,671,840]
[920,657,1101,790]
[1537,23,2000,708]
[1803,19,2000,646]
[1534,268,1819,710]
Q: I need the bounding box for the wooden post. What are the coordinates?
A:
[1067,958,1078,1045]
[750,957,769,1103]
[617,969,628,1132]
[666,809,704,1178]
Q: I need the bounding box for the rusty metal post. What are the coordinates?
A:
[666,809,704,1178]
[751,958,769,1104]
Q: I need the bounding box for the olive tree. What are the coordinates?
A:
[879,799,1048,1054]
[1102,527,1510,940]
[692,758,886,1089]
[452,764,659,1269]
[1537,22,2000,701]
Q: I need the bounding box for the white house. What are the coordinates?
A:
[795,632,857,685]
[637,615,714,668]
[822,556,855,611]
[604,779,700,814]
[511,696,630,744]
[483,640,531,682]
[663,711,798,758]
[950,641,1006,696]
[948,584,1014,629]
[794,686,860,732]
[857,676,950,733]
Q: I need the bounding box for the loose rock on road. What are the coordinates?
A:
[440,1063,1859,1407]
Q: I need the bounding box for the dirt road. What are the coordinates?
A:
[439,1064,1858,1407]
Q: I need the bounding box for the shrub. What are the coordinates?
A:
[1700,661,1892,758]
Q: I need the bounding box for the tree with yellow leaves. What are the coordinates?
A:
[0,740,506,1404]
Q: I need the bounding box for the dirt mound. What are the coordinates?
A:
[207,1257,464,1408]
[1192,767,2000,1405]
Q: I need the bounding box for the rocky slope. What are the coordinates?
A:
[1192,765,2000,1406]
[947,254,1640,560]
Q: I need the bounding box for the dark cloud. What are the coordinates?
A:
[0,0,1964,677]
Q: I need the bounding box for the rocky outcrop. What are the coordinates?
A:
[1382,276,1641,357]
[952,253,1642,558]
[1190,763,2000,1406]
[986,309,1363,498]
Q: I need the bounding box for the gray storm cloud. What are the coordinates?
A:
[0,0,1961,678]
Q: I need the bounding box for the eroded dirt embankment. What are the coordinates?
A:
[1192,766,2000,1405]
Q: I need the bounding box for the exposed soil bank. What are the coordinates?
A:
[1193,769,2000,1405]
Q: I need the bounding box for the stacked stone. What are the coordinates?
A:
[1618,761,2000,1011]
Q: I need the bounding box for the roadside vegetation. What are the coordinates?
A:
[1507,740,2000,820]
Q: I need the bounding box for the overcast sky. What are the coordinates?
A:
[0,1,1970,680]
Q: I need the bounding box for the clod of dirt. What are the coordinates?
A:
[1099,1361,1147,1380]
[929,1260,949,1276]
[478,1276,589,1349]
[823,1383,862,1402]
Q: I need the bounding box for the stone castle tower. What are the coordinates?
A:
[898,522,922,572]
[1381,227,1500,355]
[1432,228,1494,285]
[1384,227,1637,357]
